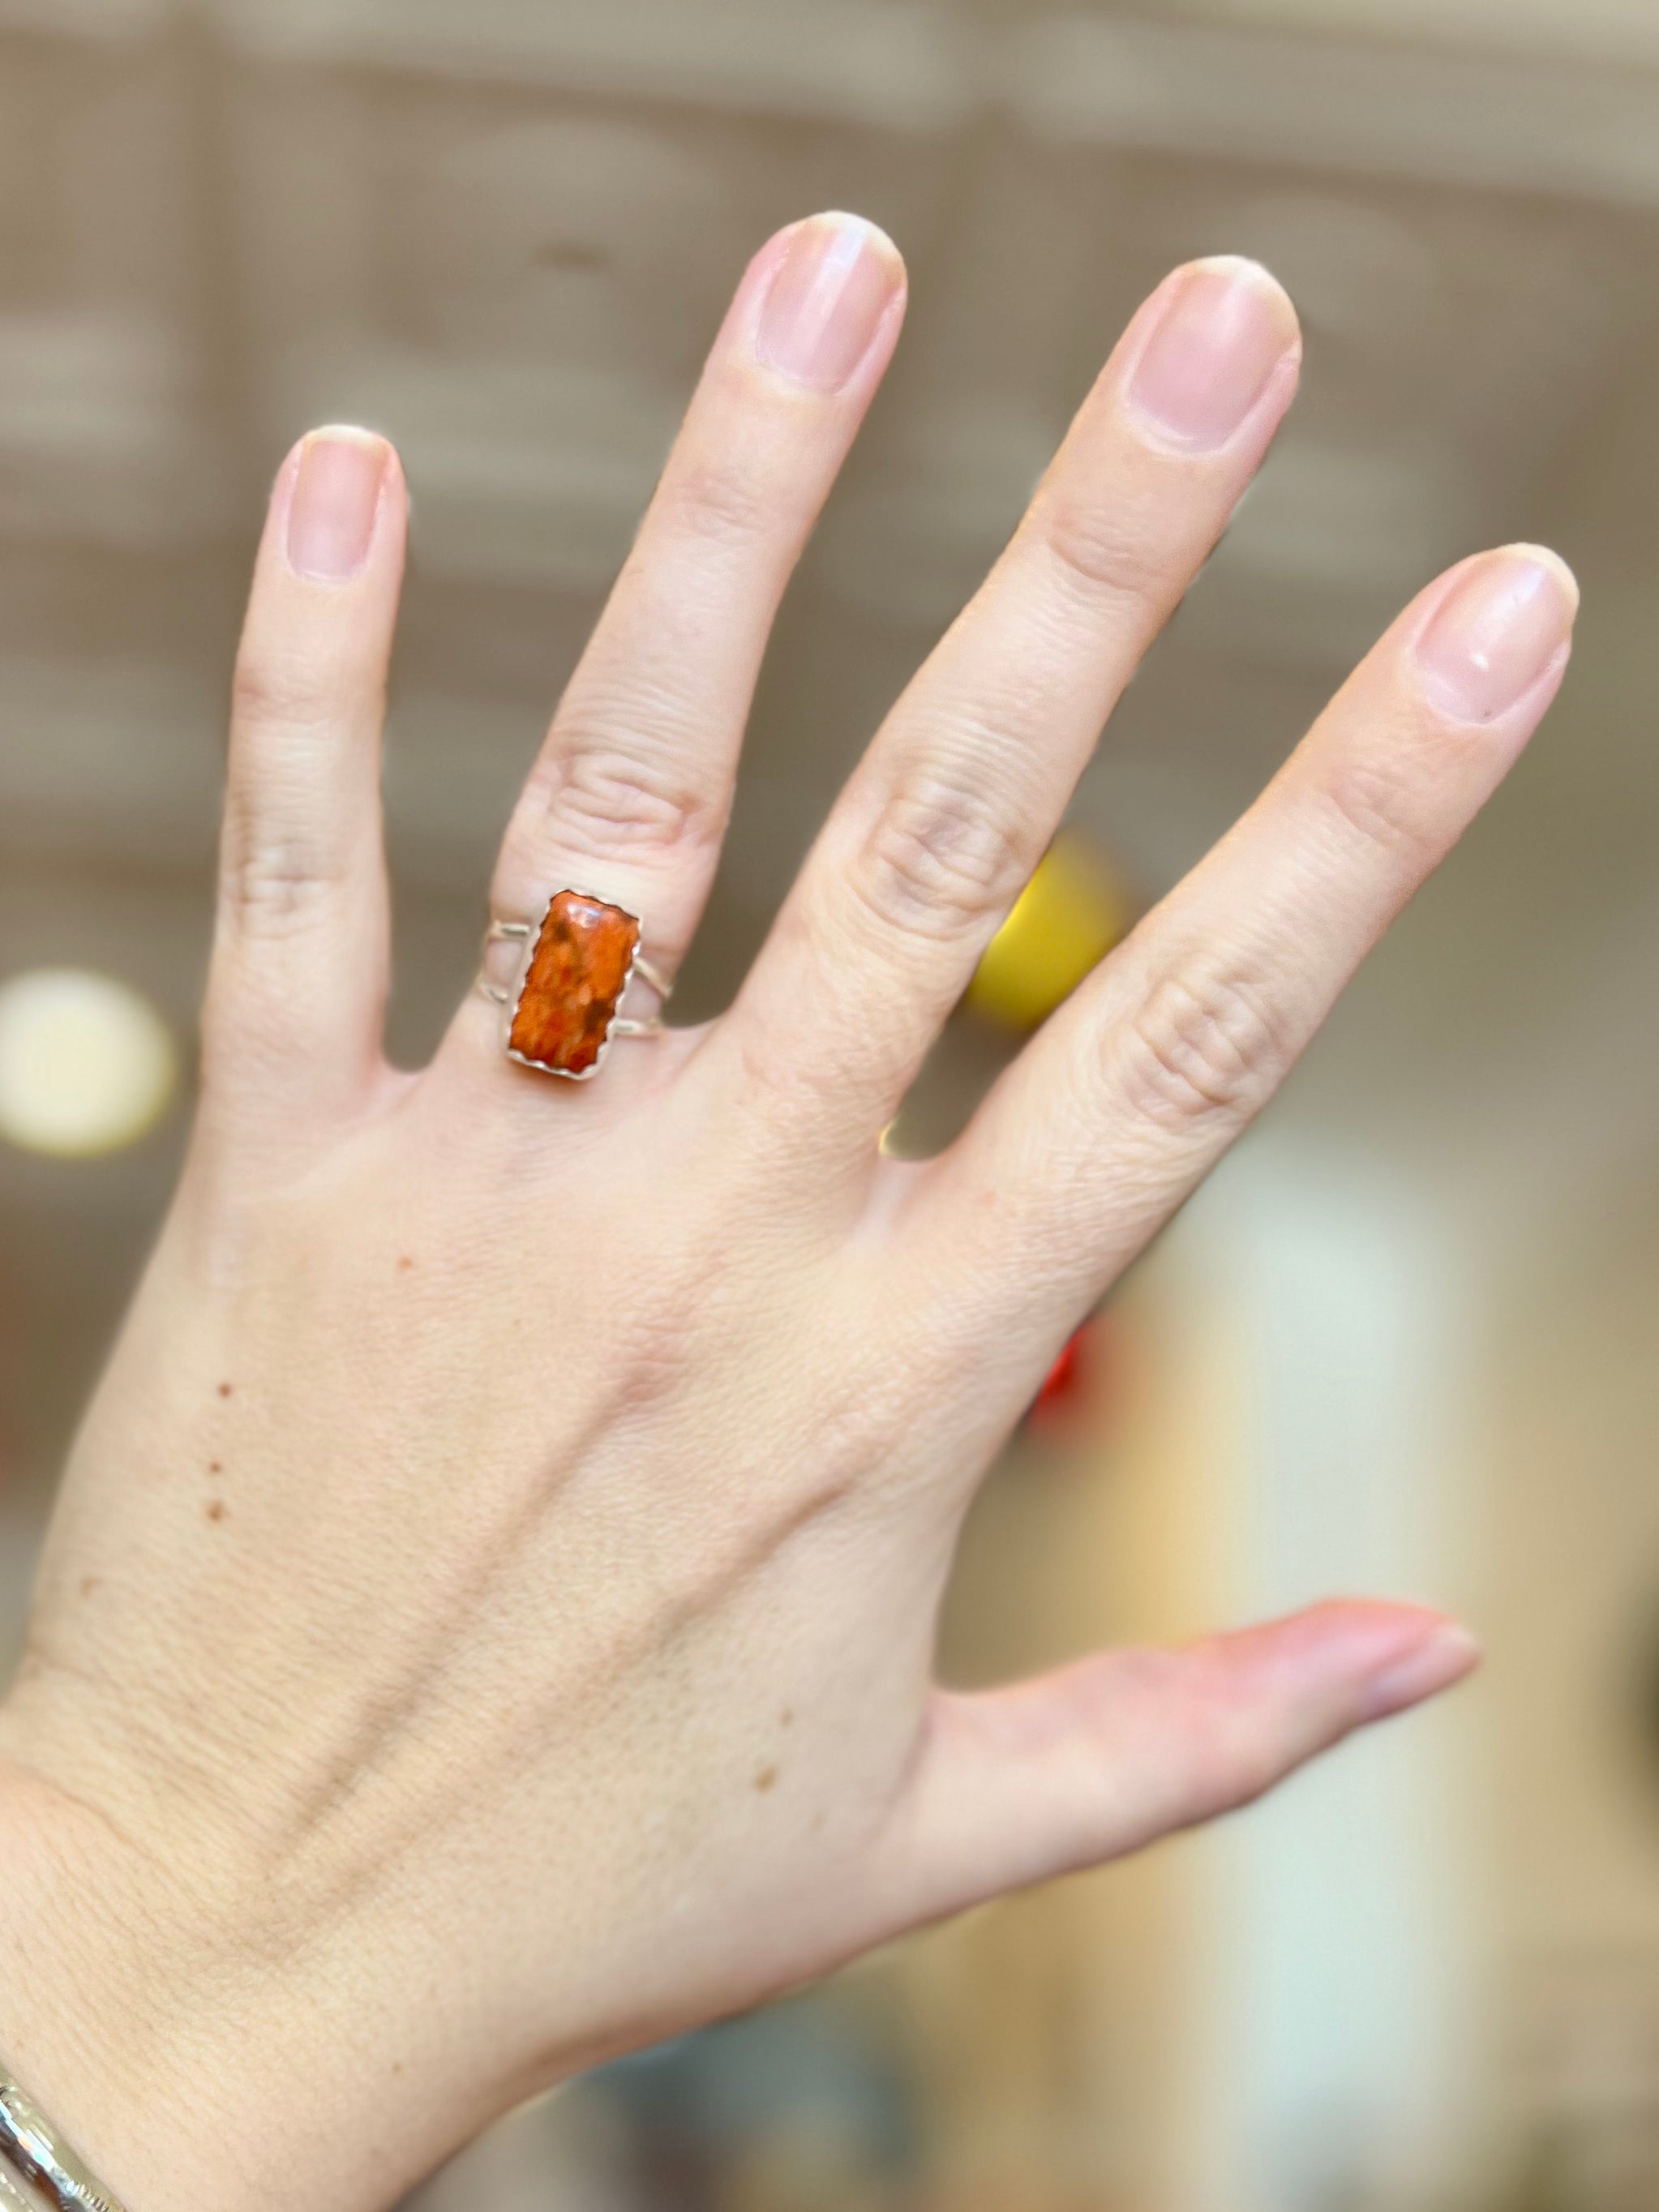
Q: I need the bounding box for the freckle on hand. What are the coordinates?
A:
[754,1765,778,1794]
[207,1500,227,1524]
[217,1382,234,1400]
[79,1577,99,1600]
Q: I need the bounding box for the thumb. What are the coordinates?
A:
[886,1602,1479,1923]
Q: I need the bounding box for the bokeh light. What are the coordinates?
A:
[0,970,177,1158]
[967,834,1133,1032]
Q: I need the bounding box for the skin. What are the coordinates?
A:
[0,216,1575,2212]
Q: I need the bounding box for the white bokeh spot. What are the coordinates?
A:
[0,969,177,1157]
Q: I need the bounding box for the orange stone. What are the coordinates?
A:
[508,891,641,1077]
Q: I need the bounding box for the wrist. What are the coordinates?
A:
[0,1714,525,2212]
[0,1750,234,2212]
[0,1721,325,2212]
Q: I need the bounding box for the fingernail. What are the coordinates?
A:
[1124,257,1300,452]
[1415,547,1580,722]
[756,214,904,392]
[286,426,390,582]
[1361,1622,1482,1723]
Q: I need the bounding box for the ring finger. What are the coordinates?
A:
[449,212,907,1070]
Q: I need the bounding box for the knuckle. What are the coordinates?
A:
[230,651,345,739]
[1197,1669,1301,1815]
[1143,1649,1289,1820]
[662,454,776,554]
[1118,963,1287,1134]
[1207,1713,1287,1816]
[537,738,722,858]
[854,771,1030,945]
[219,823,345,937]
[1039,494,1189,607]
[1320,755,1438,866]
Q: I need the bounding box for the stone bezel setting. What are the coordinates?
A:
[502,889,644,1082]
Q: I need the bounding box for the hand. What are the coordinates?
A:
[0,216,1571,2212]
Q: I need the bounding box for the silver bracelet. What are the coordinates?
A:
[0,2073,126,2212]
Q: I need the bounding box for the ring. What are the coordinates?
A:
[478,890,670,1081]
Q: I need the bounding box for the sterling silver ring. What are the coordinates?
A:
[476,889,670,1081]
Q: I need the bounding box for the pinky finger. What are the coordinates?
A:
[885,1603,1479,1921]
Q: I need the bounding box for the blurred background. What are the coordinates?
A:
[2,0,1659,2206]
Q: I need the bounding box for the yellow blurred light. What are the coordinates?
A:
[967,834,1132,1031]
[0,970,178,1157]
